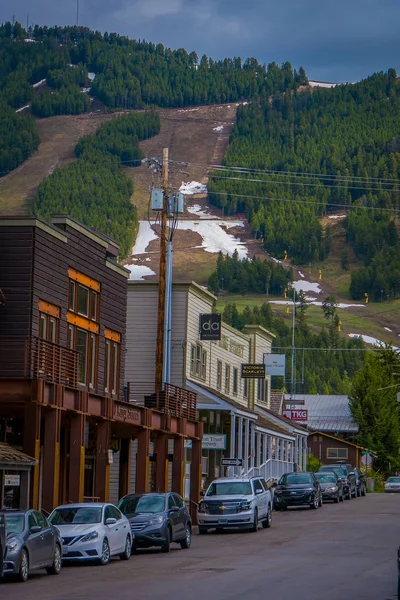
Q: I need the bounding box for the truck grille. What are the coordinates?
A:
[205,502,242,515]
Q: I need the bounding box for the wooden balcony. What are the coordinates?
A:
[0,337,79,389]
[126,382,197,422]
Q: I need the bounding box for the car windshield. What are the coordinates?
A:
[118,495,165,514]
[49,507,102,525]
[5,514,25,534]
[320,466,347,477]
[280,474,313,485]
[315,473,336,483]
[206,482,252,496]
[387,477,400,483]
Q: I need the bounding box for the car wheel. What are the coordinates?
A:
[161,527,171,553]
[250,509,258,532]
[198,527,207,535]
[18,549,29,583]
[180,524,191,549]
[119,535,132,561]
[46,544,62,575]
[310,495,319,509]
[99,539,110,565]
[262,505,272,529]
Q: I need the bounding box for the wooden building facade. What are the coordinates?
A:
[0,216,202,514]
[308,431,366,468]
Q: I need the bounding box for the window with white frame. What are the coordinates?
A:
[232,367,238,395]
[257,379,267,403]
[191,343,207,379]
[217,360,222,389]
[225,364,231,393]
[327,448,348,459]
[243,378,248,399]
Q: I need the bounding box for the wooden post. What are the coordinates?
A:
[155,148,169,391]
[155,434,169,492]
[23,402,41,509]
[42,408,61,513]
[69,414,86,503]
[94,420,110,502]
[172,436,184,496]
[190,439,202,525]
[136,428,150,493]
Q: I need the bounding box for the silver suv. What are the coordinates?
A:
[197,476,273,534]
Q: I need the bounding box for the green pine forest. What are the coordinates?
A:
[208,71,400,301]
[33,110,160,258]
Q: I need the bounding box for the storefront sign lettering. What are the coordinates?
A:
[4,475,20,487]
[241,364,266,378]
[283,409,308,421]
[113,404,141,423]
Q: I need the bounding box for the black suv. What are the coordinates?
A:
[274,472,322,510]
[118,492,191,553]
[317,465,357,500]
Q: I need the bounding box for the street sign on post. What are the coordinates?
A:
[221,458,243,467]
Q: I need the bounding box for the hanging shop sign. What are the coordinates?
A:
[265,354,286,377]
[202,434,226,450]
[241,364,266,379]
[282,409,308,421]
[199,314,221,341]
[4,474,20,487]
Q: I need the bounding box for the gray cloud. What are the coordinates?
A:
[1,0,399,81]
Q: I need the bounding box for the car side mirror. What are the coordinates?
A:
[349,472,355,476]
[255,488,263,495]
[105,518,117,525]
[169,506,179,513]
[30,526,42,534]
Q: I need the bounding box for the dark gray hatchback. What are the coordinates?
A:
[118,493,191,553]
[0,509,62,582]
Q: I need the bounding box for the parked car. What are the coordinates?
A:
[0,512,6,578]
[317,464,357,500]
[353,467,367,496]
[1,509,62,582]
[49,503,132,565]
[385,477,400,493]
[274,472,322,510]
[197,476,273,533]
[315,471,343,503]
[118,492,191,553]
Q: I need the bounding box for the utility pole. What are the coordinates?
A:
[290,288,296,402]
[76,0,79,26]
[155,148,168,391]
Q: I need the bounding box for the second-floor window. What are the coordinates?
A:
[232,367,238,395]
[225,364,230,393]
[257,379,267,403]
[105,337,120,395]
[243,378,248,399]
[68,280,99,321]
[190,343,207,380]
[68,325,98,388]
[217,360,222,389]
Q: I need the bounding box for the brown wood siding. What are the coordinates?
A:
[308,434,359,467]
[0,227,34,340]
[30,225,127,398]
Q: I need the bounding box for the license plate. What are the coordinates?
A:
[218,519,228,524]
[62,546,69,555]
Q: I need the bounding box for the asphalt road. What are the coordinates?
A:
[2,493,400,600]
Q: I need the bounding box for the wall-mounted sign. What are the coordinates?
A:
[4,474,20,487]
[265,354,286,376]
[241,364,266,379]
[221,458,243,467]
[199,314,221,341]
[202,434,226,450]
[107,449,114,465]
[283,409,308,421]
[184,439,193,449]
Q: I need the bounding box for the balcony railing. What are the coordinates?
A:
[0,337,79,388]
[126,382,197,422]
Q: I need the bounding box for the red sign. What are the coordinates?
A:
[283,409,308,421]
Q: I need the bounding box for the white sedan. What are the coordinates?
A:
[49,503,133,565]
[384,477,400,493]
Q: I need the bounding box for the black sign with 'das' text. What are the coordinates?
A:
[199,314,221,340]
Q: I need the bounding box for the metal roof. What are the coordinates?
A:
[284,394,359,433]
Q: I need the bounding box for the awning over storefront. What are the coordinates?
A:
[0,442,37,470]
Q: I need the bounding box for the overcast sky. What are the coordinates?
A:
[1,0,399,82]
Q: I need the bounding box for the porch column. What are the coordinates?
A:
[69,414,86,503]
[244,418,250,473]
[172,436,185,497]
[136,428,150,493]
[268,436,273,461]
[154,434,168,493]
[94,420,111,502]
[190,439,202,525]
[250,422,256,471]
[303,437,308,471]
[119,438,132,498]
[262,434,267,464]
[229,413,236,477]
[42,408,61,513]
[294,436,299,470]
[237,417,243,475]
[23,402,41,509]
